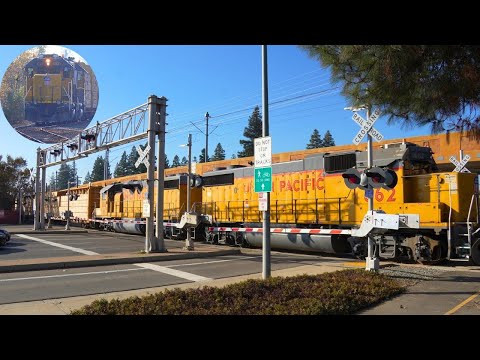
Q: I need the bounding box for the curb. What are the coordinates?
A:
[9,230,88,235]
[0,248,242,273]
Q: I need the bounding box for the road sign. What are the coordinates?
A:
[365,188,373,199]
[254,136,272,167]
[135,144,150,168]
[258,192,268,211]
[352,108,383,145]
[142,199,150,217]
[254,167,272,193]
[450,154,471,173]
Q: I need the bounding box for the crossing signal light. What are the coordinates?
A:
[81,134,96,143]
[342,168,368,190]
[189,175,203,188]
[366,167,398,190]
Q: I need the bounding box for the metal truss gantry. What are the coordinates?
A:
[33,95,168,254]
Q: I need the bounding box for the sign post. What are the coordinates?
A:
[350,106,383,271]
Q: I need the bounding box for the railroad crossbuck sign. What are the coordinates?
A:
[135,144,150,168]
[450,154,471,173]
[352,108,383,145]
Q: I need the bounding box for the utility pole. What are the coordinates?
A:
[205,112,210,163]
[65,181,71,230]
[104,148,110,180]
[185,134,194,250]
[262,45,271,279]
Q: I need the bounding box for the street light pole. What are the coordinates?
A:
[185,134,193,250]
[205,112,210,163]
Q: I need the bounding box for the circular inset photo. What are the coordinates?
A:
[0,45,99,144]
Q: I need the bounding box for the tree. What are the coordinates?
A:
[114,151,129,178]
[300,45,480,135]
[306,129,322,149]
[83,171,92,184]
[238,106,262,158]
[0,155,28,209]
[0,47,37,124]
[172,155,181,168]
[164,154,170,169]
[49,173,56,190]
[90,156,106,182]
[322,130,335,147]
[181,156,188,166]
[193,156,198,163]
[127,145,147,175]
[56,163,72,190]
[199,148,210,163]
[70,161,78,186]
[231,154,237,159]
[211,143,226,161]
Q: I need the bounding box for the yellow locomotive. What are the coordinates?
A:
[197,142,480,265]
[24,54,98,125]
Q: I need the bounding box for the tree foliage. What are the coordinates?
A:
[238,106,262,158]
[90,156,106,182]
[199,148,210,163]
[0,48,37,124]
[0,155,29,209]
[172,155,181,168]
[211,143,226,161]
[300,45,480,135]
[114,151,129,178]
[306,129,322,149]
[323,130,335,147]
[181,156,188,166]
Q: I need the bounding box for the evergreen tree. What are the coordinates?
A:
[114,151,129,178]
[306,129,322,149]
[300,45,480,134]
[238,106,262,158]
[164,154,170,169]
[56,163,72,190]
[199,148,210,163]
[172,155,181,167]
[181,156,188,166]
[104,156,111,180]
[70,160,78,186]
[211,143,226,161]
[49,173,56,190]
[127,144,147,175]
[193,156,198,163]
[322,130,335,147]
[83,171,92,184]
[231,154,237,159]
[90,156,105,182]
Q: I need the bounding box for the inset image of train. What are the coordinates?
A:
[24,53,98,125]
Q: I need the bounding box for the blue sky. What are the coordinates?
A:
[0,45,429,182]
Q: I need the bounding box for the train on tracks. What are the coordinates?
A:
[43,141,480,266]
[24,53,98,125]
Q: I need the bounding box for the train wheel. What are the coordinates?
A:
[470,239,480,266]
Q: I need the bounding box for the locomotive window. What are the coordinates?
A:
[202,173,234,187]
[324,153,356,173]
[164,179,180,189]
[63,67,69,78]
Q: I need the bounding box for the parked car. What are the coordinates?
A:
[0,229,10,246]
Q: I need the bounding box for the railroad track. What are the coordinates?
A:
[14,124,81,143]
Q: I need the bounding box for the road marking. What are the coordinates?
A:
[0,268,146,282]
[134,262,212,282]
[167,256,258,268]
[444,290,480,315]
[17,234,99,256]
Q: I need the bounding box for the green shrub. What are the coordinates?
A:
[71,269,404,315]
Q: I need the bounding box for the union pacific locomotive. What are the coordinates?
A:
[24,54,98,125]
[45,142,480,266]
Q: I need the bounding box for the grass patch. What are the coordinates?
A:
[71,269,404,315]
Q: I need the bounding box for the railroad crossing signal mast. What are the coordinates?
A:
[345,106,384,271]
